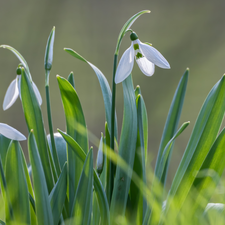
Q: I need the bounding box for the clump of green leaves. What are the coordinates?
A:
[0,10,225,225]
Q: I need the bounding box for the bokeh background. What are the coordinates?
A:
[0,0,225,185]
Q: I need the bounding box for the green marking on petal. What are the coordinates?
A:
[133,44,139,50]
[136,52,143,59]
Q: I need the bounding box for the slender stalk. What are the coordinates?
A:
[45,70,61,176]
[110,53,118,201]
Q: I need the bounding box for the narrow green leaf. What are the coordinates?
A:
[57,75,88,214]
[49,163,67,225]
[92,192,100,225]
[64,48,118,140]
[93,134,106,225]
[129,92,148,224]
[110,75,137,220]
[21,146,37,225]
[57,129,110,225]
[135,87,148,160]
[0,135,11,170]
[156,122,190,182]
[0,156,13,222]
[5,141,30,224]
[67,71,75,88]
[155,69,189,186]
[168,75,225,211]
[190,128,225,210]
[145,123,190,224]
[104,122,112,204]
[57,75,88,153]
[28,131,54,225]
[0,220,5,225]
[70,149,93,225]
[21,68,54,192]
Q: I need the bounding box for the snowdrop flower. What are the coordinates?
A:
[3,64,42,110]
[0,123,26,141]
[115,32,170,84]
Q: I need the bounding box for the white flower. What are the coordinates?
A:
[0,123,26,141]
[3,66,42,110]
[115,32,170,84]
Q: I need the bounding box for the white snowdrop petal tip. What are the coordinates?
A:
[0,123,26,141]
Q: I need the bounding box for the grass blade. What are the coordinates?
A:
[190,128,225,211]
[0,135,11,170]
[168,75,225,212]
[49,163,67,225]
[64,48,118,140]
[156,122,190,182]
[28,130,54,225]
[57,129,110,225]
[67,72,75,88]
[110,75,137,221]
[57,75,88,214]
[5,141,30,224]
[0,155,13,223]
[21,68,54,192]
[155,69,189,186]
[70,149,93,225]
[129,92,148,224]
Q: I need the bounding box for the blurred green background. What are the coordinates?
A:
[0,0,225,185]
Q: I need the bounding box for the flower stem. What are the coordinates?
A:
[110,53,118,201]
[45,71,61,176]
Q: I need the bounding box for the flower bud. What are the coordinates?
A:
[96,134,104,175]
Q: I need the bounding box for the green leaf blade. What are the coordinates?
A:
[155,69,189,186]
[28,131,54,225]
[64,48,118,140]
[169,75,225,211]
[70,149,93,225]
[191,128,225,210]
[5,141,30,225]
[57,75,88,214]
[21,68,54,192]
[57,130,110,225]
[49,163,67,225]
[110,75,138,220]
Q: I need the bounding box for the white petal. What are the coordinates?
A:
[3,78,19,110]
[0,123,26,141]
[115,44,134,84]
[32,82,42,105]
[136,57,155,76]
[138,40,170,69]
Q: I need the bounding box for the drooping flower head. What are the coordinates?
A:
[3,63,42,110]
[115,32,170,84]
